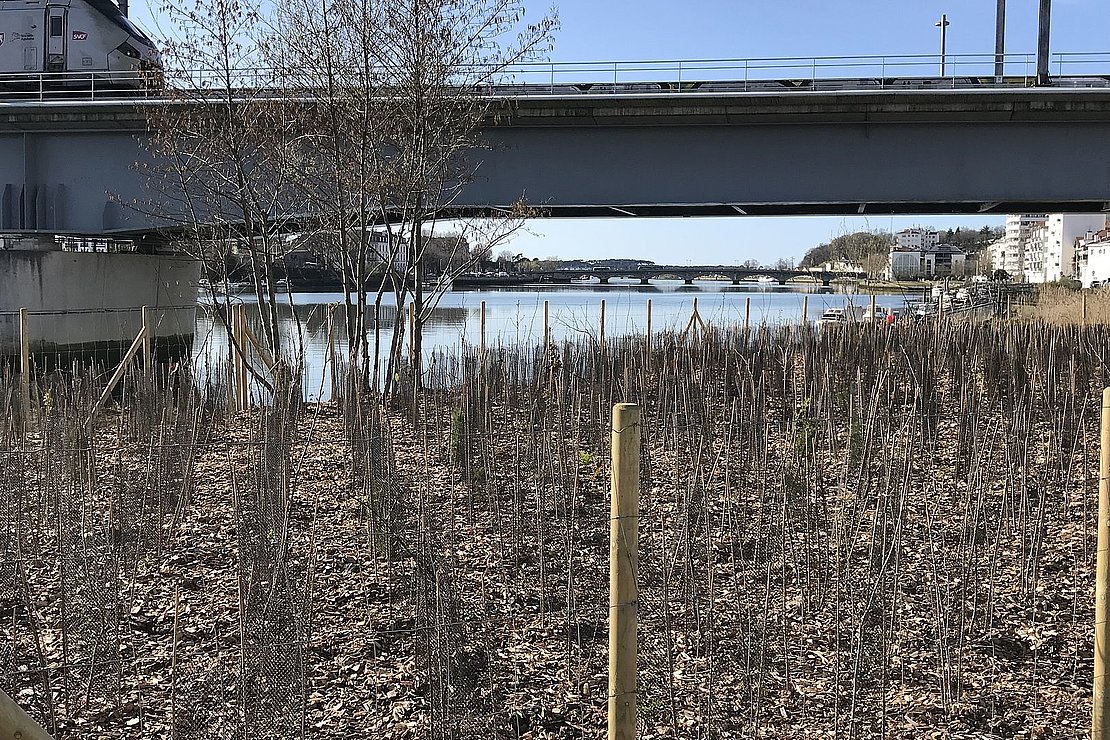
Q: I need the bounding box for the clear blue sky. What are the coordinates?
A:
[132,0,1105,264]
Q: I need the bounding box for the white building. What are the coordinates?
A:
[1022,214,1108,283]
[989,213,1046,278]
[1077,227,1110,288]
[894,228,940,251]
[887,243,966,279]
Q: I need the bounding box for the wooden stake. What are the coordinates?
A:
[869,294,877,322]
[600,299,606,348]
[88,321,148,427]
[408,303,416,363]
[608,403,640,740]
[18,307,30,421]
[235,304,249,411]
[543,299,550,348]
[141,305,152,374]
[326,304,338,402]
[646,299,652,355]
[744,296,751,332]
[801,295,808,324]
[0,688,53,740]
[479,300,487,373]
[1095,387,1110,739]
[1084,292,1089,325]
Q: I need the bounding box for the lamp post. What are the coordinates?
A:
[935,14,950,77]
[1037,0,1052,85]
[994,0,1006,79]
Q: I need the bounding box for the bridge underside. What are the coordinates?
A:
[1,91,1109,235]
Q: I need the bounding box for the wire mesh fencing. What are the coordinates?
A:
[0,320,1107,738]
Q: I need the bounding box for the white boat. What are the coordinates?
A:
[816,305,867,325]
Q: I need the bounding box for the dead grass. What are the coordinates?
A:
[1024,285,1110,324]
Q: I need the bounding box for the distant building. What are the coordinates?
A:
[1022,214,1107,283]
[989,213,1046,278]
[894,228,940,251]
[887,242,966,279]
[1077,227,1110,288]
[808,260,862,273]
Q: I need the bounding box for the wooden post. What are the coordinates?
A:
[141,305,152,373]
[645,299,652,354]
[235,304,249,411]
[608,403,640,740]
[19,307,30,421]
[87,320,148,428]
[1095,387,1110,739]
[0,688,54,740]
[869,294,877,322]
[744,296,751,332]
[326,304,338,402]
[543,299,550,348]
[600,299,606,348]
[1084,292,1089,325]
[801,295,809,324]
[479,300,487,373]
[408,303,416,363]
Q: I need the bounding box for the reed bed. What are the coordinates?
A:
[0,320,1107,738]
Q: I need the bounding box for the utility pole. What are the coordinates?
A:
[935,14,950,77]
[994,0,1006,80]
[1036,0,1052,85]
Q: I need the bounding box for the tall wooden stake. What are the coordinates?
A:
[608,403,640,740]
[1084,292,1089,325]
[479,300,487,375]
[326,304,338,402]
[600,299,607,348]
[141,305,152,374]
[869,294,877,322]
[19,307,30,421]
[1095,387,1110,739]
[801,295,808,324]
[543,299,550,348]
[645,299,652,355]
[744,296,751,332]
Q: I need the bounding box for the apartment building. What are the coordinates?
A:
[1022,214,1107,283]
[989,213,1046,278]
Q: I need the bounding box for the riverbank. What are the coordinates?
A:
[1,321,1104,738]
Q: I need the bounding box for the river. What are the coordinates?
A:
[193,280,915,400]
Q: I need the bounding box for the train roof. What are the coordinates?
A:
[86,0,154,44]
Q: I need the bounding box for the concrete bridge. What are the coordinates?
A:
[2,81,1110,236]
[520,266,858,286]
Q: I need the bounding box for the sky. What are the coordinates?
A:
[130,0,1106,265]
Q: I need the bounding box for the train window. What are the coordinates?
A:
[50,17,63,37]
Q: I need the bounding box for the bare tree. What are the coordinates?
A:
[146,0,305,372]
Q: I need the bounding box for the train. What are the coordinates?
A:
[485,75,1110,96]
[0,0,159,87]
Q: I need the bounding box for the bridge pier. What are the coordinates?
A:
[777,279,788,286]
[599,276,610,284]
[822,278,831,287]
[731,275,741,285]
[684,277,694,285]
[639,277,651,285]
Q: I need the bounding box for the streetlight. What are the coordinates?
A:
[935,13,950,77]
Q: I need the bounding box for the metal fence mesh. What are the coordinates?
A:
[0,321,1106,737]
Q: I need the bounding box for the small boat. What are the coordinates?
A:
[816,305,867,325]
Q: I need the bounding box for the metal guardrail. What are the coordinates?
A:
[1,51,1109,102]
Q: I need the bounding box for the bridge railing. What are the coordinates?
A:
[1,51,1110,103]
[485,51,1110,93]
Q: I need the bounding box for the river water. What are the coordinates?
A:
[193,280,915,400]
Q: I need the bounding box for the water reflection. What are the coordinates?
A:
[194,282,912,400]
